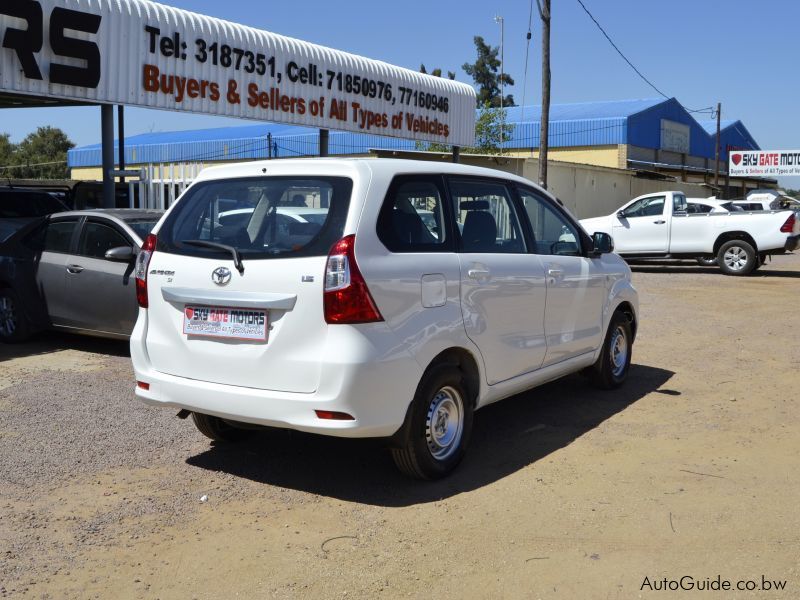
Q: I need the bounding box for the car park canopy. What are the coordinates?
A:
[0,0,476,146]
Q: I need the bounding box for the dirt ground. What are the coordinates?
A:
[1,255,799,599]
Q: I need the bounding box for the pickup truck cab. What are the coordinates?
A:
[580,191,799,275]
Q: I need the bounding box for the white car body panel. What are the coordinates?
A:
[132,158,639,438]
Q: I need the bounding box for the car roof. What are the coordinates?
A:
[52,209,164,221]
[193,157,540,190]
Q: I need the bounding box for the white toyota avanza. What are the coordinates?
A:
[131,158,638,479]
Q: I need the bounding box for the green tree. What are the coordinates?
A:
[11,126,73,179]
[0,133,14,173]
[420,64,456,80]
[416,103,513,155]
[462,36,514,108]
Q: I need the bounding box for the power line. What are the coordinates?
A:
[574,0,715,116]
[0,159,66,170]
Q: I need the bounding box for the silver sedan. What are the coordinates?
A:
[0,209,163,342]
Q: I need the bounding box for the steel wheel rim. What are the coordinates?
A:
[723,246,749,271]
[425,386,464,461]
[609,325,628,378]
[0,296,16,337]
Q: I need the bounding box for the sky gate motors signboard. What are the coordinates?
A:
[729,150,800,177]
[0,0,476,146]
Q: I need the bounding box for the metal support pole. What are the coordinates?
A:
[267,132,273,159]
[319,129,329,157]
[452,146,460,163]
[714,102,721,191]
[538,0,551,189]
[101,104,115,208]
[117,105,125,184]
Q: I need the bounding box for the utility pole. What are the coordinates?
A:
[494,15,505,155]
[714,102,721,192]
[537,0,551,189]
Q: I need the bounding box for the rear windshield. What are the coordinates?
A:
[0,192,67,218]
[126,219,161,241]
[156,177,352,259]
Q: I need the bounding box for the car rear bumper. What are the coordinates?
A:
[131,317,422,438]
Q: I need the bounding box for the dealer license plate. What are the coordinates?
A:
[182,305,268,341]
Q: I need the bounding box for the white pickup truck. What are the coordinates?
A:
[580,191,799,275]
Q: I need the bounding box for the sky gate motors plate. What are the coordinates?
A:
[183,305,268,342]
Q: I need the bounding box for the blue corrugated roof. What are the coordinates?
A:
[67,97,759,167]
[503,98,663,122]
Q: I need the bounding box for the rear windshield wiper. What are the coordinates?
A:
[182,239,245,274]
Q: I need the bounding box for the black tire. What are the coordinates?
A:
[587,310,632,390]
[0,288,30,343]
[191,412,252,442]
[391,366,474,480]
[716,239,757,276]
[695,257,717,266]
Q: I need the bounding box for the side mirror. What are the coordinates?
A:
[616,210,626,219]
[104,245,136,262]
[590,232,614,257]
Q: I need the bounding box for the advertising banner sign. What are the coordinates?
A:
[0,0,476,146]
[729,150,800,177]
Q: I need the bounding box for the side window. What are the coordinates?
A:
[43,220,80,253]
[377,178,447,252]
[672,194,687,213]
[687,203,712,214]
[448,179,526,253]
[518,189,582,256]
[622,196,665,218]
[78,222,130,258]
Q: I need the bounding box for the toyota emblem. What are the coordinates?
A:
[211,267,232,286]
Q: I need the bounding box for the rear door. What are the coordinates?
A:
[612,195,669,253]
[63,218,139,335]
[35,218,81,325]
[517,187,606,366]
[144,176,352,393]
[448,177,547,385]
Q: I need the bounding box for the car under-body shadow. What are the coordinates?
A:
[185,363,675,506]
[0,331,130,363]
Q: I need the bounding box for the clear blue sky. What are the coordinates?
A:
[4,0,799,183]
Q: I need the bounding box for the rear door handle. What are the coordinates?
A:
[653,220,666,224]
[547,267,564,278]
[66,264,84,274]
[467,268,490,280]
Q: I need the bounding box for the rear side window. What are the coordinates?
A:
[157,177,352,259]
[377,177,449,252]
[448,179,526,253]
[78,222,130,258]
[43,220,79,253]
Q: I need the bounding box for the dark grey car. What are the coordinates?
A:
[0,188,70,243]
[0,209,163,342]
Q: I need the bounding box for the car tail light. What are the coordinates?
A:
[323,235,383,324]
[135,234,157,308]
[136,381,150,390]
[780,214,795,233]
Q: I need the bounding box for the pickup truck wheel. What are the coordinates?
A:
[191,412,252,442]
[0,288,30,343]
[391,367,473,480]
[588,311,632,390]
[717,240,756,276]
[695,257,717,266]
